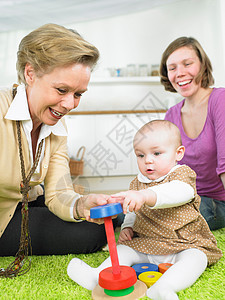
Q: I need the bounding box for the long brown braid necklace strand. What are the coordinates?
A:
[0,86,44,278]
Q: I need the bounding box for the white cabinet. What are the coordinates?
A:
[89,76,161,84]
[73,76,171,113]
[66,112,165,177]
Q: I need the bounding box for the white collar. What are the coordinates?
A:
[138,164,181,184]
[5,84,67,137]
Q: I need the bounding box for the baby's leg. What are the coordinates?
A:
[147,248,207,300]
[67,244,148,290]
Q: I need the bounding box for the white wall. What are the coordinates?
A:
[66,0,225,192]
[220,0,225,74]
[0,0,224,86]
[68,0,225,87]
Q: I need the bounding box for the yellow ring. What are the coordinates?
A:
[138,271,162,287]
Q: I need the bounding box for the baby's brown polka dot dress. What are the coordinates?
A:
[119,165,222,265]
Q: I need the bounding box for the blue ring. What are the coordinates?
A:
[90,203,123,219]
[132,263,158,277]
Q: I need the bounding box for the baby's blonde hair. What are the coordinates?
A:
[134,120,182,149]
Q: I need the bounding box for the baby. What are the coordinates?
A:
[67,120,222,300]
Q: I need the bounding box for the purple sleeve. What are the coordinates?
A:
[211,89,225,175]
[164,102,182,128]
[164,110,170,121]
[165,110,173,122]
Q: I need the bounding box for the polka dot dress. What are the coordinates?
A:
[119,165,222,265]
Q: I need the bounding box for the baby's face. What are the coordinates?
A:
[134,129,179,180]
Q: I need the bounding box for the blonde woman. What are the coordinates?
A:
[0,24,120,276]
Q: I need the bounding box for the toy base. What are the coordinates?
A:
[92,280,147,300]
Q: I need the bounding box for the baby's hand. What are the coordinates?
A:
[118,227,134,243]
[110,190,146,214]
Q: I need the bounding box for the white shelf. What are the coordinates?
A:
[90,76,160,84]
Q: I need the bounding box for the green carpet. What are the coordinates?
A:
[0,228,224,300]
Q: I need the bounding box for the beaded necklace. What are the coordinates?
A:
[0,85,43,277]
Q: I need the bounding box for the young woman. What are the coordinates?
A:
[160,36,225,230]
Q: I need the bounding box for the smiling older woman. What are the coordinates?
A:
[0,24,122,277]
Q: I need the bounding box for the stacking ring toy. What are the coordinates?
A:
[90,203,126,280]
[91,203,141,299]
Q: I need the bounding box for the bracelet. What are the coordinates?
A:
[75,198,81,219]
[75,198,85,220]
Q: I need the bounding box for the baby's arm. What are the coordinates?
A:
[112,180,194,213]
[121,211,136,230]
[111,189,157,213]
[149,180,194,209]
[138,180,195,209]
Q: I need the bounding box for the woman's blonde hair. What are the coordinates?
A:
[160,36,214,93]
[16,23,100,84]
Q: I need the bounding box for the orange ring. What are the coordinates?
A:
[158,263,173,274]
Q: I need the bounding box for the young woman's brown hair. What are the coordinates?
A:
[160,37,214,92]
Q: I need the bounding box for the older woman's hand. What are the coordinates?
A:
[73,193,111,224]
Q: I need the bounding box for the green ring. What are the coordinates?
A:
[104,285,134,297]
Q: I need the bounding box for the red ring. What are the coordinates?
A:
[99,266,137,290]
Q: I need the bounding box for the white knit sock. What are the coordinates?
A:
[146,248,207,300]
[147,283,179,300]
[67,258,99,290]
